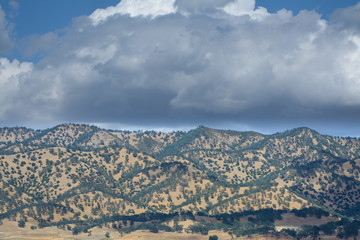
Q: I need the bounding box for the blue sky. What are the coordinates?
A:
[2,0,119,37]
[0,0,360,136]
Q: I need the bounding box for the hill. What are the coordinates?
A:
[0,124,360,239]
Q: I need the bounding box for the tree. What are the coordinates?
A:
[209,235,218,240]
[344,221,359,239]
[281,228,297,238]
[149,224,159,233]
[319,222,336,235]
[18,220,25,228]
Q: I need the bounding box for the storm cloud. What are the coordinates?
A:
[0,0,360,133]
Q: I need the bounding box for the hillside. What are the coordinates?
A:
[0,124,360,239]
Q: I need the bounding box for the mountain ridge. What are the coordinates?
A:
[0,123,360,238]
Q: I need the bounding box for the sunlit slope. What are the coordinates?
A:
[0,124,359,226]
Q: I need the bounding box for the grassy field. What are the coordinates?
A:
[274,213,338,231]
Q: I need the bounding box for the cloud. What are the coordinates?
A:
[174,0,228,14]
[223,0,255,16]
[89,0,177,25]
[223,0,270,20]
[20,32,60,57]
[0,5,12,52]
[4,0,20,19]
[331,2,360,32]
[0,58,33,119]
[1,0,360,133]
[8,0,20,11]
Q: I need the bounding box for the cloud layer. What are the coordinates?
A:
[1,0,360,133]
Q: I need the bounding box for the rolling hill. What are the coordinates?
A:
[0,124,360,239]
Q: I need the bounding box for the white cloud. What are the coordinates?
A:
[89,0,177,25]
[2,1,360,129]
[223,0,255,16]
[75,44,118,65]
[341,35,360,105]
[223,0,270,21]
[0,58,33,119]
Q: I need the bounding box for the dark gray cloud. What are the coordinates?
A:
[0,0,360,135]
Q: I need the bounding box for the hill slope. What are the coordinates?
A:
[0,124,360,237]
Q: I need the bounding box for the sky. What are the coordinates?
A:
[0,0,360,136]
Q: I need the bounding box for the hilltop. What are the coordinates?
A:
[0,124,360,239]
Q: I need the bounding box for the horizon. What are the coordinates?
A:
[1,122,358,139]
